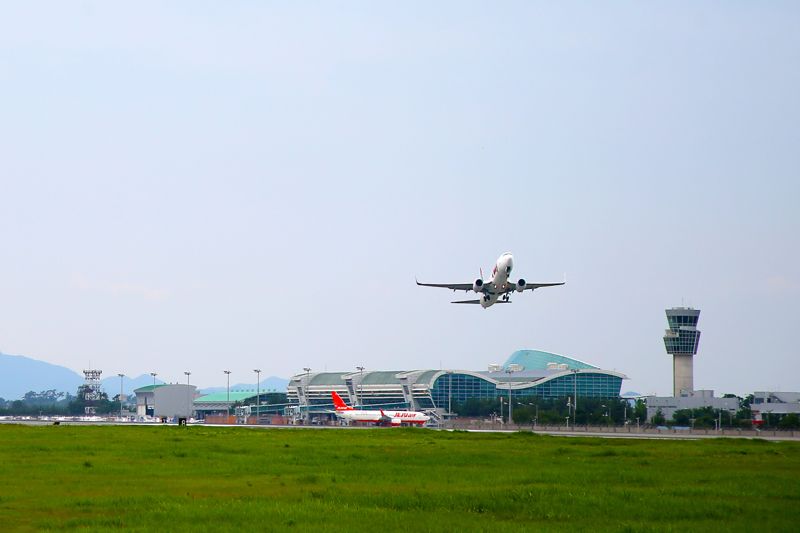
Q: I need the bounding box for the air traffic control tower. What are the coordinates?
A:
[663,307,701,397]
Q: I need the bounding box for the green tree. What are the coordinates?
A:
[672,409,691,426]
[778,413,800,430]
[651,409,666,426]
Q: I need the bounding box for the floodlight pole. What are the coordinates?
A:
[254,369,261,421]
[571,369,579,427]
[506,367,516,424]
[184,371,191,419]
[117,373,124,419]
[224,370,232,419]
[356,366,365,408]
[499,397,504,424]
[301,367,311,421]
[149,372,158,416]
[446,371,454,415]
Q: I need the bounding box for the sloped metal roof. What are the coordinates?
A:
[503,349,597,371]
[194,391,258,403]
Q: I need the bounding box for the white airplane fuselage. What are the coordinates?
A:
[480,252,514,308]
[336,409,430,426]
[331,391,430,426]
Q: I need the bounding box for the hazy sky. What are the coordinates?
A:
[1,3,798,395]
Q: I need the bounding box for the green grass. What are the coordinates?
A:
[0,426,798,532]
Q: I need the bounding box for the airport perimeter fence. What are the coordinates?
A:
[447,420,799,438]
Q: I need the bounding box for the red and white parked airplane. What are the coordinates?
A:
[417,252,565,308]
[331,391,430,426]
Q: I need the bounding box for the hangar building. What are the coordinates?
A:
[134,384,196,419]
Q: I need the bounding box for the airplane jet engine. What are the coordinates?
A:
[516,279,527,292]
[472,279,484,293]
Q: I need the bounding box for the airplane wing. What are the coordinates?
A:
[451,299,510,304]
[416,280,473,292]
[506,281,565,292]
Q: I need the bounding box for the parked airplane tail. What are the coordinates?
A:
[331,391,353,411]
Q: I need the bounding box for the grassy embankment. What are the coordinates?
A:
[0,425,798,531]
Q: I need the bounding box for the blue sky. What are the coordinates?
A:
[1,3,798,394]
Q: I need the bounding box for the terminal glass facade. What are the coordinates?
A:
[513,373,623,399]
[430,373,498,408]
[429,371,622,408]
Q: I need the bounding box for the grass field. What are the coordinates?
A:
[0,425,798,532]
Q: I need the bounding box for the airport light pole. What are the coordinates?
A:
[302,368,311,420]
[499,397,504,424]
[224,370,232,419]
[117,373,124,419]
[356,366,365,408]
[149,372,157,416]
[446,371,454,415]
[567,397,572,429]
[505,367,517,425]
[254,369,261,421]
[184,372,191,420]
[571,369,579,426]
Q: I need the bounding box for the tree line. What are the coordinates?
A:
[0,386,131,416]
[453,394,800,429]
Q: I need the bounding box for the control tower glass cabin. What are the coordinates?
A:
[663,307,701,397]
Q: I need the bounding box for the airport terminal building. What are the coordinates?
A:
[287,350,626,418]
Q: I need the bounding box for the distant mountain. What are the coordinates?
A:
[0,352,84,400]
[198,377,288,395]
[621,391,644,398]
[0,351,287,400]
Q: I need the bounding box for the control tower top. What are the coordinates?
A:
[663,307,701,355]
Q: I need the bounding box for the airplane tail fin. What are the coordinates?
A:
[331,391,353,411]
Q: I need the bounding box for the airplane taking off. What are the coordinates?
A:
[416,252,565,308]
[331,391,430,426]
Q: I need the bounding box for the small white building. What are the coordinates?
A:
[750,392,800,424]
[646,390,739,422]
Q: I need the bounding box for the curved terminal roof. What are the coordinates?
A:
[360,371,405,385]
[503,350,597,371]
[308,373,349,386]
